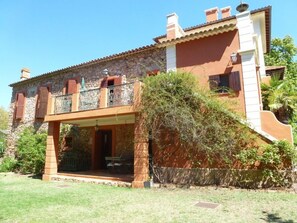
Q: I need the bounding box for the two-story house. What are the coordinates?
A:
[8,5,293,187]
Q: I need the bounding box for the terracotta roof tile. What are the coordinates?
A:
[154,6,271,52]
[9,44,157,87]
[9,6,271,88]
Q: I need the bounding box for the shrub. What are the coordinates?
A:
[140,71,256,167]
[16,127,47,175]
[0,157,17,172]
[0,137,5,157]
[237,140,296,187]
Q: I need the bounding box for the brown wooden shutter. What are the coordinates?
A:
[67,79,77,94]
[100,79,108,88]
[209,75,220,90]
[229,71,241,91]
[114,76,122,86]
[15,93,25,119]
[36,87,49,118]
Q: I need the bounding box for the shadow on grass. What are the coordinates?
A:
[27,174,42,180]
[261,211,295,223]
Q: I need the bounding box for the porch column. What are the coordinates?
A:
[42,121,60,181]
[132,115,149,188]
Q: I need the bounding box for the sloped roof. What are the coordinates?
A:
[9,44,157,87]
[154,6,271,52]
[265,66,285,71]
[266,66,285,79]
[9,6,271,88]
[156,23,236,47]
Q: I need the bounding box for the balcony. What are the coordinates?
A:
[45,81,141,122]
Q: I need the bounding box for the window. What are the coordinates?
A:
[209,71,241,93]
[107,76,122,106]
[35,86,50,119]
[14,92,26,120]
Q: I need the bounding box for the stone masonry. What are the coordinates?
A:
[8,47,166,155]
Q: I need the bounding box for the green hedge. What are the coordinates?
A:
[16,127,47,175]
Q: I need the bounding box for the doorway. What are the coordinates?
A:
[95,130,113,169]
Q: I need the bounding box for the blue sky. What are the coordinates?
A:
[1,0,296,109]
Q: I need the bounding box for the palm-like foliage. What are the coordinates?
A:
[267,81,297,123]
[263,36,297,146]
[262,76,297,123]
[261,76,282,111]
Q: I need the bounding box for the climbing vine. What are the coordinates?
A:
[139,71,296,187]
[139,71,257,167]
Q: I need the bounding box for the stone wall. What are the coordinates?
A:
[115,124,134,159]
[153,166,295,188]
[7,47,166,155]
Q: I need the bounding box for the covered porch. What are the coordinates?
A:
[43,113,149,188]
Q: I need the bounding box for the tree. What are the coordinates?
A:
[264,35,297,77]
[0,106,9,130]
[263,36,297,145]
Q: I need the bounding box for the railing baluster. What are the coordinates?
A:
[53,82,135,114]
[107,82,134,107]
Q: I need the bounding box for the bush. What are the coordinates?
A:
[140,71,256,167]
[0,137,5,157]
[16,127,47,175]
[237,140,296,187]
[0,157,17,172]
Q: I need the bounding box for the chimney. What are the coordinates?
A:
[166,13,184,40]
[205,7,219,23]
[21,68,30,80]
[221,6,231,19]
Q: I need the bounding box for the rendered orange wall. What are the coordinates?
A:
[152,130,271,170]
[261,111,293,144]
[176,30,246,116]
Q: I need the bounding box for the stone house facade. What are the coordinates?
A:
[8,5,293,187]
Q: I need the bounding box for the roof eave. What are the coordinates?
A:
[153,6,272,50]
[9,44,158,87]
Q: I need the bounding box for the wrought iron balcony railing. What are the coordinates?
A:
[55,94,72,114]
[107,82,134,107]
[52,81,138,115]
[78,88,100,111]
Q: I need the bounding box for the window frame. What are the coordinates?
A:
[209,71,241,93]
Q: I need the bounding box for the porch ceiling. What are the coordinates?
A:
[62,114,135,127]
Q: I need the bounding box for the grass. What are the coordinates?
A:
[0,173,296,223]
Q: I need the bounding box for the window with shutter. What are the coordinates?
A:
[209,75,220,91]
[15,93,25,120]
[229,71,241,91]
[114,76,122,86]
[66,79,77,94]
[209,71,241,93]
[36,87,49,119]
[107,76,122,106]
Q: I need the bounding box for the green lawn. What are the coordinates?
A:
[0,173,296,223]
